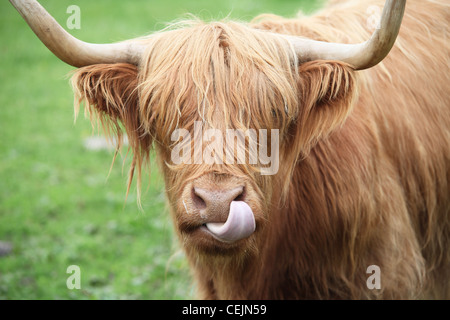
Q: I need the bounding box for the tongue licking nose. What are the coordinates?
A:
[205,201,255,243]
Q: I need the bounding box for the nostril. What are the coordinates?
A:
[192,188,207,209]
[233,186,246,202]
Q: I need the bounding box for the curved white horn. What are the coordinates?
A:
[10,0,145,67]
[285,0,406,70]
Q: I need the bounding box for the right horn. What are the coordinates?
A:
[10,0,145,67]
[285,0,406,70]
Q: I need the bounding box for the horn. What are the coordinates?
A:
[10,0,145,67]
[284,0,406,70]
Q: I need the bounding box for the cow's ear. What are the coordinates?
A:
[71,63,149,151]
[71,63,152,196]
[293,60,358,155]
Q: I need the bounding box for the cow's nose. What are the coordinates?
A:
[192,186,244,221]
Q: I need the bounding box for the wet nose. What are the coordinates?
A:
[192,186,244,221]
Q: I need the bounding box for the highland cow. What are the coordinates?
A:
[10,0,450,299]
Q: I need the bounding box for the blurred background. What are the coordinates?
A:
[0,0,322,299]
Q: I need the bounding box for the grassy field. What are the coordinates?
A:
[0,0,322,299]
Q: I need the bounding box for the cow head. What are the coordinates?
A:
[11,0,405,257]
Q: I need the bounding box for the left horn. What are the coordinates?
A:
[10,0,145,67]
[284,0,406,70]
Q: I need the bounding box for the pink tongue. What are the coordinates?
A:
[205,201,255,243]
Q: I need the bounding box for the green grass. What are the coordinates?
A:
[0,0,321,299]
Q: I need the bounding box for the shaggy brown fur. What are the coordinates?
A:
[71,0,449,299]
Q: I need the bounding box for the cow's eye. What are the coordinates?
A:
[271,105,290,118]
